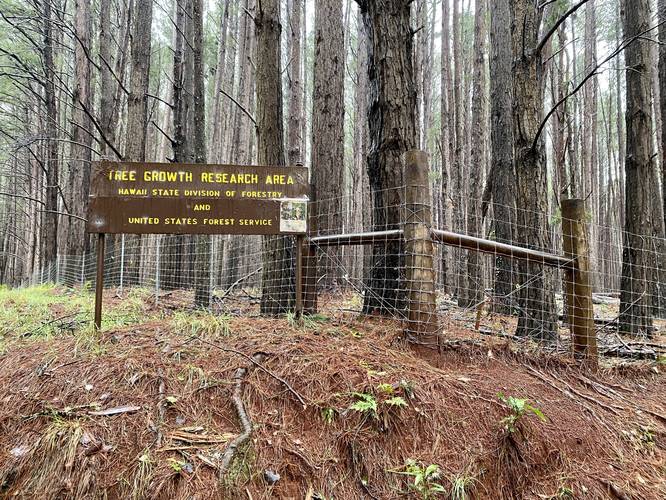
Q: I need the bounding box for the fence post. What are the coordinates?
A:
[119,234,125,292]
[404,150,438,338]
[155,236,160,304]
[80,253,86,286]
[561,199,597,366]
[295,234,304,317]
[302,184,317,314]
[55,253,60,284]
[209,235,215,308]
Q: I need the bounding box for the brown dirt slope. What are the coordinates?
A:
[0,308,664,499]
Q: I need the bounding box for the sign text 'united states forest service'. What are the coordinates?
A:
[86,161,309,235]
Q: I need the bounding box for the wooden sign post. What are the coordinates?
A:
[88,161,309,329]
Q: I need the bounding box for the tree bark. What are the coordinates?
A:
[192,0,210,308]
[360,0,417,315]
[41,0,59,274]
[583,0,599,289]
[510,0,558,340]
[462,0,487,308]
[489,0,516,315]
[125,0,153,162]
[287,0,304,165]
[256,0,291,315]
[122,0,153,287]
[352,10,370,282]
[657,0,666,234]
[440,0,452,292]
[209,0,231,162]
[66,0,92,258]
[311,0,345,288]
[619,0,658,336]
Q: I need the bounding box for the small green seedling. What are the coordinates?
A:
[377,383,394,394]
[384,396,407,408]
[498,393,546,433]
[449,472,477,500]
[555,485,574,498]
[321,407,335,424]
[396,459,447,499]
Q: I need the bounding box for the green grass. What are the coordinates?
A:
[0,284,90,338]
[0,285,155,351]
[170,309,231,338]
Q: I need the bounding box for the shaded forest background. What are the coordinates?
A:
[0,0,664,338]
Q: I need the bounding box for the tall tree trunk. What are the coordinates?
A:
[352,10,370,283]
[98,0,120,156]
[41,0,58,274]
[209,0,230,161]
[192,0,210,307]
[125,0,153,161]
[287,0,303,165]
[553,24,569,198]
[462,0,487,308]
[360,0,416,315]
[66,0,92,258]
[123,0,152,287]
[583,0,599,289]
[230,0,254,166]
[510,0,557,340]
[657,0,666,234]
[256,0,291,315]
[619,0,658,336]
[165,0,191,291]
[420,0,435,151]
[311,0,345,288]
[440,0,452,292]
[489,0,515,314]
[452,0,464,301]
[223,0,254,289]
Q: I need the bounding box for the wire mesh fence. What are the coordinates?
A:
[16,180,666,365]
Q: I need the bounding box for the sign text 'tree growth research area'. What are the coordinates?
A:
[86,162,309,235]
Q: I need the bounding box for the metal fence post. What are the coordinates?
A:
[155,236,160,304]
[55,253,60,284]
[81,252,86,286]
[562,198,597,366]
[209,235,215,308]
[295,234,304,317]
[404,150,438,338]
[303,185,318,314]
[120,234,125,292]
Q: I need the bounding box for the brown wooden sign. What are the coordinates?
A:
[86,161,309,235]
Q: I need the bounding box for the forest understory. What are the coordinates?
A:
[0,286,664,499]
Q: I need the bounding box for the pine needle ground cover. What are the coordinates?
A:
[0,286,664,499]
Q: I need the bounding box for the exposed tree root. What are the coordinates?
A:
[219,353,266,476]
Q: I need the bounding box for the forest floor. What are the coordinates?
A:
[0,285,664,499]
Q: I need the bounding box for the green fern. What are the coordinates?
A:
[350,392,378,419]
[385,396,407,408]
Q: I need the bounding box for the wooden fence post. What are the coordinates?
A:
[561,199,597,365]
[404,150,438,337]
[302,184,317,314]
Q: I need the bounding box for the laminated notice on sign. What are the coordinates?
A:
[279,199,307,233]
